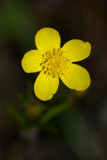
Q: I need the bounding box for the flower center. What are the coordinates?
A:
[40,49,70,77]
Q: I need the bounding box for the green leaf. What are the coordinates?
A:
[40,103,70,124]
[60,107,104,160]
[7,104,32,130]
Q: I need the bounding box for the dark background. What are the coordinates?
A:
[0,0,107,159]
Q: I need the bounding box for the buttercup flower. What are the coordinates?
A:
[21,28,91,101]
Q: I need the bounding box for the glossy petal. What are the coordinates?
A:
[34,72,59,101]
[35,28,61,53]
[21,50,43,73]
[61,39,91,62]
[60,64,91,91]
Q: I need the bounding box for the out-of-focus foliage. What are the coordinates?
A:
[0,0,36,50]
[60,107,105,160]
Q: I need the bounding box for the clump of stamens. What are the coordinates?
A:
[40,48,70,77]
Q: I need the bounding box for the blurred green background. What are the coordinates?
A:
[0,0,107,159]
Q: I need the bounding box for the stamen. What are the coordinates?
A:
[48,72,51,75]
[53,48,55,55]
[42,66,45,70]
[52,74,55,78]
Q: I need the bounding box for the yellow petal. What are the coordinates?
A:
[61,39,91,62]
[35,28,61,53]
[34,71,59,101]
[21,50,43,73]
[60,64,91,91]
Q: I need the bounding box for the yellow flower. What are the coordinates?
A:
[21,28,91,101]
